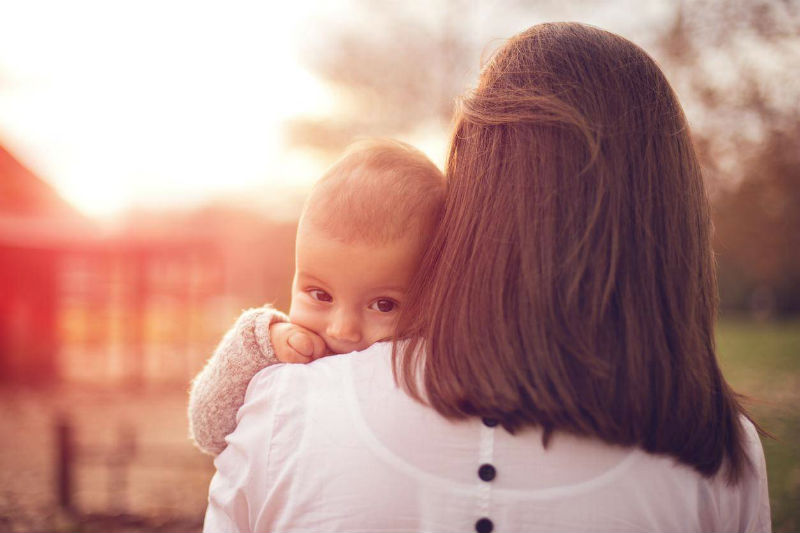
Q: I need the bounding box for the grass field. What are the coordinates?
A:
[716,318,800,533]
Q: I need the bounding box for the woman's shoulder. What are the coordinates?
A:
[244,341,393,402]
[706,414,770,531]
[310,340,394,376]
[612,414,769,531]
[235,342,397,463]
[733,414,769,493]
[739,414,764,456]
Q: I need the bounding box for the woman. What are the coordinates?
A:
[204,23,770,532]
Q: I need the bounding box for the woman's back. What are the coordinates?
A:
[396,21,753,484]
[205,343,770,532]
[204,22,770,532]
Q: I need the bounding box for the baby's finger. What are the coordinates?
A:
[306,331,330,359]
[287,332,314,358]
[273,340,311,364]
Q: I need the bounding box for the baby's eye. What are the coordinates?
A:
[369,299,397,313]
[309,289,332,302]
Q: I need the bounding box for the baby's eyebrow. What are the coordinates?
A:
[369,285,407,294]
[296,272,328,285]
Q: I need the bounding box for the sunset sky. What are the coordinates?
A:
[0,1,342,218]
[0,0,673,219]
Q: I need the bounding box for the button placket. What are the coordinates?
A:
[475,418,496,533]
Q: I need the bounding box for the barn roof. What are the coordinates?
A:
[0,143,97,247]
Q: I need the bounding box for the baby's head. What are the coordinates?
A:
[290,139,445,354]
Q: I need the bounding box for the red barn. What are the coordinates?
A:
[0,144,93,384]
[0,145,225,387]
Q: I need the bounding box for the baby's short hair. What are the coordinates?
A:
[301,138,446,244]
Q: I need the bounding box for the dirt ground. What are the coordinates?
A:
[0,384,213,532]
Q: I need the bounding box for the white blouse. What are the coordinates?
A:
[204,342,771,533]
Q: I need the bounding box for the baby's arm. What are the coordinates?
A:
[188,306,287,455]
[188,306,329,455]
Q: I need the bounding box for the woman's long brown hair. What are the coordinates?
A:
[394,22,753,482]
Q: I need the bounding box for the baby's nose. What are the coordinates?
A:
[327,311,362,343]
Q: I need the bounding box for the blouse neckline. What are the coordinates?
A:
[340,344,642,501]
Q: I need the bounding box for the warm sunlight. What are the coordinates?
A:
[3,2,798,531]
[0,1,335,217]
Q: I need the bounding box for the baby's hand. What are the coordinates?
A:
[269,322,329,363]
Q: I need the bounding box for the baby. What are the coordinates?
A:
[188,138,445,454]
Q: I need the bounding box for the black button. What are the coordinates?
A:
[478,463,496,481]
[475,517,494,533]
[482,417,499,427]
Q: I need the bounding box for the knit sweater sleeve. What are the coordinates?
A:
[188,306,289,455]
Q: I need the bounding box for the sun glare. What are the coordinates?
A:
[0,1,334,218]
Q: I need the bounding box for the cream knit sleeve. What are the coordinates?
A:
[188,306,288,455]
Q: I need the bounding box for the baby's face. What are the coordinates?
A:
[289,224,423,354]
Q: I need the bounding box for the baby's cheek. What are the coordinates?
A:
[287,293,307,324]
[288,301,325,336]
[365,317,399,345]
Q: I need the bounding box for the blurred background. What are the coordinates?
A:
[0,0,797,531]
